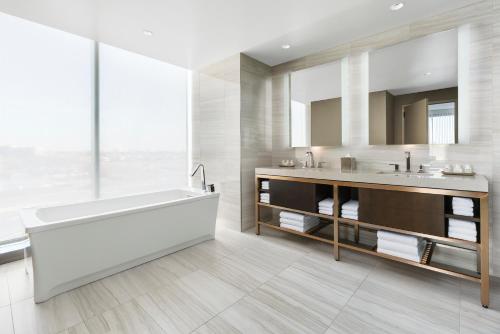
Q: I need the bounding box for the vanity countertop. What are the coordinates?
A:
[255,167,488,192]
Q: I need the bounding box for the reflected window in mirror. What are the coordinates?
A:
[369,29,458,145]
[290,60,342,147]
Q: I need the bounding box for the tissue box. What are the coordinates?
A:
[341,157,356,172]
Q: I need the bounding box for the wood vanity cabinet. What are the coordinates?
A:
[358,189,445,236]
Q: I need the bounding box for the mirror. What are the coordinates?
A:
[369,29,458,145]
[290,60,342,147]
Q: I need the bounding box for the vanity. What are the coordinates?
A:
[255,167,490,307]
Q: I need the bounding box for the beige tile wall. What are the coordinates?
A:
[191,54,272,231]
[270,0,500,275]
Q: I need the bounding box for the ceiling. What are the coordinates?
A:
[0,0,478,69]
[370,29,458,95]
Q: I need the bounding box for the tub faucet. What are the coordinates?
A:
[191,163,206,191]
[405,151,411,172]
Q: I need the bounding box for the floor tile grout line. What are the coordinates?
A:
[321,257,380,333]
[188,240,314,333]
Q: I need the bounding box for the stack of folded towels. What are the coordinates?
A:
[452,197,475,216]
[259,192,270,204]
[279,211,319,233]
[341,200,359,220]
[448,218,477,242]
[261,180,269,190]
[318,198,334,215]
[377,230,426,262]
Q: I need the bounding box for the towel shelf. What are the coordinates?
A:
[255,173,490,307]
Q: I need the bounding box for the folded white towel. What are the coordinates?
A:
[448,231,477,242]
[448,226,477,236]
[341,213,358,220]
[260,199,269,203]
[341,208,358,215]
[453,208,474,217]
[452,197,474,208]
[319,205,333,211]
[279,211,319,224]
[376,230,422,246]
[318,198,334,206]
[377,246,425,262]
[342,200,359,210]
[319,209,333,216]
[448,218,476,229]
[280,222,318,233]
[261,181,270,190]
[377,239,426,258]
[279,217,319,227]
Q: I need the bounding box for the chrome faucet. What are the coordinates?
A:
[305,151,315,168]
[405,151,411,173]
[191,163,206,191]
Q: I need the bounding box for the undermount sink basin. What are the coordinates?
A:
[376,171,434,177]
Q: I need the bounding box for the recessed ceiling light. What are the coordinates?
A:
[281,44,291,49]
[390,2,404,11]
[424,72,432,76]
[143,30,153,37]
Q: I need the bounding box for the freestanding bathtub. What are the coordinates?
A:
[21,188,219,303]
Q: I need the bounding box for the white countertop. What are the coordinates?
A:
[255,167,488,192]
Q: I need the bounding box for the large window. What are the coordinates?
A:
[0,13,189,243]
[99,44,187,197]
[0,13,93,241]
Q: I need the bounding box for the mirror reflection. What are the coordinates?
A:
[369,29,458,145]
[290,61,342,147]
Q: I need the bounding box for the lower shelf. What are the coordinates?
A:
[258,220,334,244]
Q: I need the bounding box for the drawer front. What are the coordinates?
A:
[269,180,316,212]
[358,188,445,236]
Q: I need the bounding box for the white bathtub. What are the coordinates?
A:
[21,188,219,303]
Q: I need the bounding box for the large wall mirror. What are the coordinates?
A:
[290,60,342,147]
[369,29,458,145]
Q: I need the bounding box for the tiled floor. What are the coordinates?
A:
[0,227,499,334]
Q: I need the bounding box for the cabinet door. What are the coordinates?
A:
[358,188,444,236]
[269,180,316,212]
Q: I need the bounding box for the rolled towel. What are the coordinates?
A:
[448,231,477,242]
[280,217,319,227]
[377,243,425,262]
[318,198,334,206]
[452,197,474,208]
[342,200,359,211]
[377,230,422,246]
[377,238,426,258]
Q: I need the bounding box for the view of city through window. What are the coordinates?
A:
[0,13,188,242]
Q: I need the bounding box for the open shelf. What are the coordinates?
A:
[257,202,334,220]
[445,213,480,222]
[338,217,478,248]
[258,220,334,244]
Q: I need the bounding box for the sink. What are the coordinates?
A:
[376,171,434,177]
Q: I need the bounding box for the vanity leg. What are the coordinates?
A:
[256,222,261,235]
[334,219,340,261]
[480,196,489,308]
[354,224,360,243]
[476,244,481,273]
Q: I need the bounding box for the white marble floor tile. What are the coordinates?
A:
[0,270,10,307]
[328,263,461,334]
[56,322,90,334]
[6,258,33,303]
[68,281,120,320]
[135,282,213,334]
[12,295,83,334]
[460,279,500,333]
[213,295,316,334]
[176,269,245,314]
[83,300,164,334]
[0,304,14,334]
